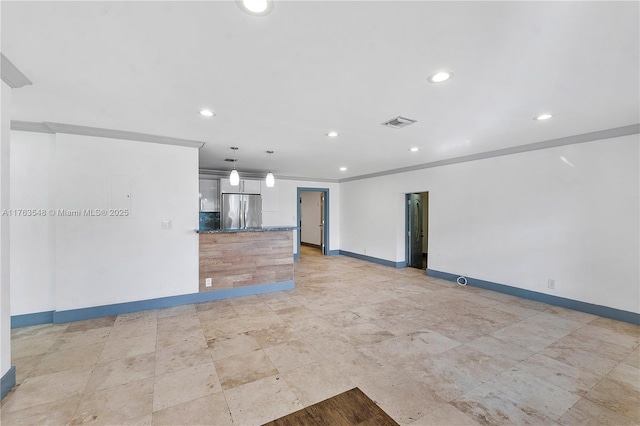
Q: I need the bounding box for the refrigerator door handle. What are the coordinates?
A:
[243,199,247,228]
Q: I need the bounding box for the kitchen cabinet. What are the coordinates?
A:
[199,179,220,212]
[260,180,278,212]
[220,178,261,194]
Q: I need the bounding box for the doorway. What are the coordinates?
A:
[406,192,429,269]
[297,187,330,258]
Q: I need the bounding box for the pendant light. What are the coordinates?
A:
[265,150,275,188]
[229,147,240,186]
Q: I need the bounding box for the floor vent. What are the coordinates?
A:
[381,116,417,129]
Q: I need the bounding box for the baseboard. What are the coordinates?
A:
[296,250,340,257]
[301,242,322,248]
[1,366,16,400]
[297,248,403,264]
[11,310,55,328]
[427,269,640,325]
[11,280,295,327]
[339,250,406,268]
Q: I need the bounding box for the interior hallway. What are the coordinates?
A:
[1,246,638,425]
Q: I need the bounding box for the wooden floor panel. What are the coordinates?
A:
[263,388,399,426]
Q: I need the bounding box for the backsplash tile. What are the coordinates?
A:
[199,212,220,232]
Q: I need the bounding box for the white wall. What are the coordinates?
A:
[261,179,340,254]
[300,191,322,245]
[340,135,640,314]
[1,81,12,381]
[10,131,199,314]
[10,132,56,314]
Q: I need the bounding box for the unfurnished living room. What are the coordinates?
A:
[0,1,638,425]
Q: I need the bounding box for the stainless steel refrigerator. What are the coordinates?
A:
[221,193,262,229]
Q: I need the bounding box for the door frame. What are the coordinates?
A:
[296,187,330,259]
[405,192,428,269]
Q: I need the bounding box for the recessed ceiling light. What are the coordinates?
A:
[327,131,339,137]
[339,167,347,172]
[409,147,420,152]
[534,113,553,121]
[199,109,215,117]
[427,71,454,83]
[237,0,273,16]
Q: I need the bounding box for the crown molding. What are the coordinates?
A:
[11,120,54,134]
[276,175,339,183]
[10,120,205,149]
[199,169,338,183]
[12,119,636,183]
[1,54,32,89]
[340,124,640,183]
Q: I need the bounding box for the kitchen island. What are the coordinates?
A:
[199,227,297,293]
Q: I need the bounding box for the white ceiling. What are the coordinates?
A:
[2,1,638,181]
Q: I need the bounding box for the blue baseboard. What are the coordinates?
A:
[339,250,406,268]
[295,250,340,257]
[427,269,640,325]
[11,280,295,327]
[1,366,16,400]
[53,280,295,324]
[11,311,54,328]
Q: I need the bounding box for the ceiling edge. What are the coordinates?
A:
[199,169,339,183]
[339,124,640,183]
[10,120,205,149]
[11,120,54,134]
[1,54,32,89]
[276,175,339,183]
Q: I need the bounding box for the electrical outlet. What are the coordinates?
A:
[364,248,367,254]
[162,220,172,230]
[548,279,555,290]
[205,278,212,287]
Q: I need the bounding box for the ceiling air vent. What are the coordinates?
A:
[381,116,417,129]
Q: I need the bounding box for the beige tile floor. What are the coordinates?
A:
[1,245,639,425]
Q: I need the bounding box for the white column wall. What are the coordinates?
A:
[9,131,199,314]
[0,81,12,382]
[9,132,56,315]
[54,134,199,311]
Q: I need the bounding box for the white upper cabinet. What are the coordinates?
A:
[242,179,262,194]
[220,178,262,194]
[219,178,235,194]
[199,179,220,212]
[260,180,279,212]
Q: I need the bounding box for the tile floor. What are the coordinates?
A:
[1,246,639,425]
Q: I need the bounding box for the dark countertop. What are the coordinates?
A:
[198,226,298,234]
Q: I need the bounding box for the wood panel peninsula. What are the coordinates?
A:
[198,227,297,294]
